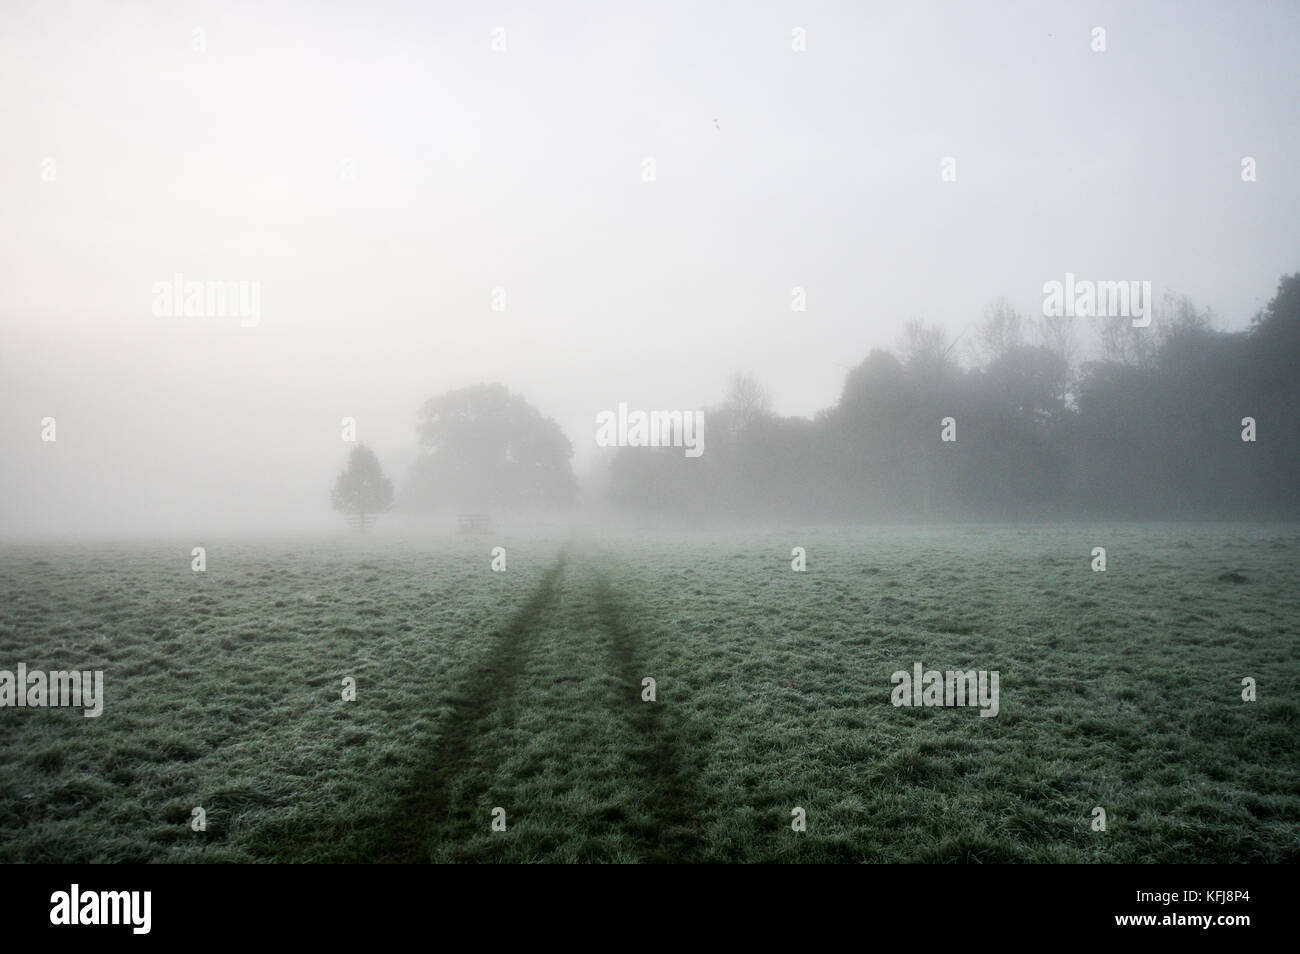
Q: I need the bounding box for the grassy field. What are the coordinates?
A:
[1,523,1297,863]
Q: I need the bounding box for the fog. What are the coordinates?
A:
[2,0,1298,535]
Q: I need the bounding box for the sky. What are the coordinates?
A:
[1,0,1297,534]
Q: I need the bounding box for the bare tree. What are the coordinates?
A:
[899,318,960,379]
[1034,312,1078,365]
[722,370,772,438]
[973,298,1026,364]
[1095,293,1191,369]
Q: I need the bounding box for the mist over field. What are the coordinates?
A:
[1,1,1298,870]
[2,0,1299,536]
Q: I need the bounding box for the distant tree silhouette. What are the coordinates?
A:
[900,317,960,380]
[964,345,1071,515]
[604,273,1300,520]
[1244,273,1300,511]
[331,444,394,531]
[721,371,773,439]
[972,298,1026,364]
[1249,272,1300,344]
[831,350,911,512]
[406,384,577,510]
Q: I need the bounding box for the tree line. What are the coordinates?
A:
[608,273,1300,520]
[332,273,1300,525]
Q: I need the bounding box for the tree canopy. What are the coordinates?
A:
[331,444,394,530]
[605,273,1300,520]
[405,384,577,511]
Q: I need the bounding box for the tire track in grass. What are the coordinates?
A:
[594,567,708,863]
[367,549,568,863]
